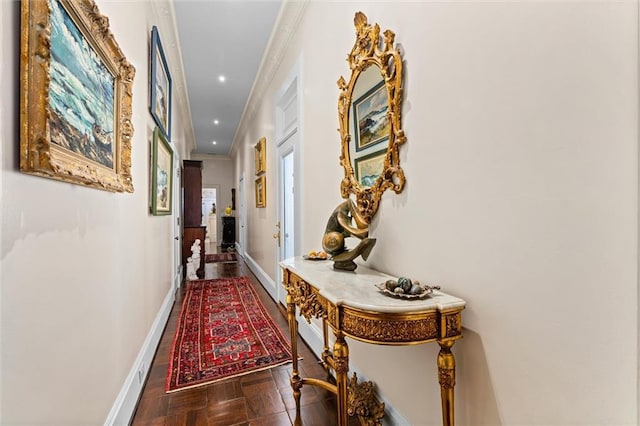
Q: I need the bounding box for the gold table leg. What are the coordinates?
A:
[287,293,303,426]
[437,340,456,426]
[333,332,349,426]
[321,318,332,380]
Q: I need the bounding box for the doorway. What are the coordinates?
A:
[201,186,219,254]
[277,140,296,305]
[239,174,247,256]
[172,151,182,290]
[275,59,303,307]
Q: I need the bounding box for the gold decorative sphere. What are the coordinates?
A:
[322,231,345,255]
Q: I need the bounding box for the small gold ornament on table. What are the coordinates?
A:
[303,250,329,261]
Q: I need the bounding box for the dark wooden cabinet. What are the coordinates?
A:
[183,226,205,278]
[183,160,203,277]
[221,216,236,250]
[183,160,202,227]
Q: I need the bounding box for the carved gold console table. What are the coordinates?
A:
[281,257,466,426]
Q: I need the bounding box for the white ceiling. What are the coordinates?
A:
[173,0,282,156]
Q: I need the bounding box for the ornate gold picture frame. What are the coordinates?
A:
[20,0,135,192]
[255,136,266,175]
[255,175,266,208]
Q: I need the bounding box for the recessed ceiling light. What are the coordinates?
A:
[218,75,226,83]
[213,119,219,125]
[212,141,217,145]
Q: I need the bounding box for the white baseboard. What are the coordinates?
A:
[346,365,409,426]
[103,287,176,426]
[174,265,183,289]
[295,331,407,424]
[243,252,325,355]
[243,252,278,301]
[235,252,407,425]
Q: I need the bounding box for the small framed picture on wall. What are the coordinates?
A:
[151,127,173,215]
[255,137,266,175]
[150,26,172,140]
[255,175,266,208]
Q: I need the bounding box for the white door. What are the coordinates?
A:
[172,151,182,290]
[282,151,295,260]
[239,175,247,256]
[276,140,296,305]
[274,60,302,307]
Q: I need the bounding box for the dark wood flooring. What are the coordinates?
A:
[131,252,358,426]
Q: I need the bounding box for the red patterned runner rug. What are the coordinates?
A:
[204,252,238,263]
[166,277,293,392]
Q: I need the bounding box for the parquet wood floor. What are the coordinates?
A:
[131,251,358,426]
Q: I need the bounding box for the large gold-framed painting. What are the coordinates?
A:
[20,0,135,192]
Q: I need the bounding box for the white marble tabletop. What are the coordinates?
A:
[280,256,466,314]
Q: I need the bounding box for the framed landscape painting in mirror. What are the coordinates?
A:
[150,26,172,140]
[151,128,173,215]
[353,80,390,152]
[354,149,386,188]
[20,0,135,192]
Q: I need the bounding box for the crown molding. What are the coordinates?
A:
[150,0,197,156]
[230,0,309,156]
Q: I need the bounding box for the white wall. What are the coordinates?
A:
[234,1,638,424]
[232,107,279,274]
[0,0,192,423]
[198,156,234,205]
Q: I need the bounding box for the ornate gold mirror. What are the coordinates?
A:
[321,12,405,271]
[338,11,406,224]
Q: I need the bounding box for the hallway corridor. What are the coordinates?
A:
[131,252,355,425]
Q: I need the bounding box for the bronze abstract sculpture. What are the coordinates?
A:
[322,199,376,271]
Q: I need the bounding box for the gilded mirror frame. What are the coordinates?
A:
[338,12,406,223]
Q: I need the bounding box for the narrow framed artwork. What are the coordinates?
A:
[150,26,172,140]
[255,136,266,175]
[151,127,173,215]
[353,80,390,152]
[255,175,266,208]
[231,188,236,210]
[20,0,135,192]
[354,148,387,188]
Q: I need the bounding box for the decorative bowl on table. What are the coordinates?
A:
[303,250,330,261]
[375,277,440,300]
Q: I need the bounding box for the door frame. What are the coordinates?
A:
[238,173,247,256]
[201,184,221,246]
[172,149,182,290]
[274,56,303,306]
[276,139,296,305]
